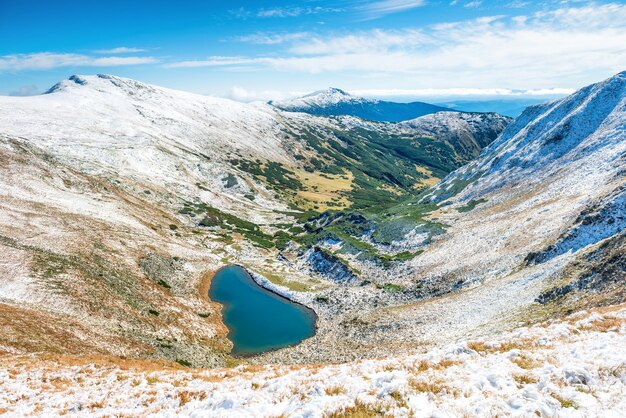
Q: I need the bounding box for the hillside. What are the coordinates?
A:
[269,88,451,122]
[0,74,508,366]
[256,71,626,364]
[1,305,624,416]
[0,71,624,373]
[0,69,625,416]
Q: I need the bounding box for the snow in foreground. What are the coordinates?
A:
[0,306,625,417]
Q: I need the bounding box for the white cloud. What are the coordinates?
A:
[177,3,626,89]
[288,29,427,55]
[226,86,304,102]
[164,56,268,68]
[255,6,342,18]
[464,1,482,8]
[360,0,427,19]
[235,32,309,45]
[9,84,39,96]
[0,53,157,71]
[257,7,305,18]
[94,47,147,54]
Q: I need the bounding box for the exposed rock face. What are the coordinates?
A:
[400,111,512,156]
[304,247,360,285]
[528,185,626,265]
[536,230,626,306]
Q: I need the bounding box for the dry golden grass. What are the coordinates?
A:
[413,165,440,188]
[435,359,461,369]
[467,341,490,353]
[146,376,160,385]
[551,392,578,409]
[324,386,346,396]
[177,390,208,406]
[326,400,387,418]
[409,378,447,394]
[414,360,432,372]
[511,354,540,370]
[36,353,186,373]
[579,317,622,332]
[389,390,408,408]
[513,374,539,385]
[468,338,536,355]
[294,169,353,211]
[88,401,105,409]
[241,364,265,373]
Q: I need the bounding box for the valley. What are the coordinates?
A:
[0,71,624,416]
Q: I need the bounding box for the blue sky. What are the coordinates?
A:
[1,0,625,101]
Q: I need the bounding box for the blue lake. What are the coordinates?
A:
[209,265,316,355]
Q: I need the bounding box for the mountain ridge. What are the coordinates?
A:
[269,87,452,122]
[0,72,623,369]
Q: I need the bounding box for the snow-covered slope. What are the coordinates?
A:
[1,305,624,417]
[409,71,626,287]
[400,111,512,155]
[0,71,624,369]
[274,87,355,108]
[429,70,626,201]
[0,74,511,366]
[257,71,626,364]
[270,87,451,122]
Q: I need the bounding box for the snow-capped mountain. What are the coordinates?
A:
[0,70,625,416]
[400,111,511,156]
[0,74,509,366]
[0,70,623,370]
[269,87,451,122]
[257,71,626,364]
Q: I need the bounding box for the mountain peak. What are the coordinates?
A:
[303,87,351,99]
[269,87,452,122]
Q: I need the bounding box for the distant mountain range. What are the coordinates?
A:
[434,98,550,117]
[270,88,562,119]
[269,87,451,122]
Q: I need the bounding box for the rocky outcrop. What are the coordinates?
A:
[305,247,360,285]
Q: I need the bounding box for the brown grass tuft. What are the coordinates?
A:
[580,317,622,332]
[326,400,387,418]
[511,354,540,370]
[325,386,346,396]
[409,378,446,394]
[177,390,208,406]
[513,374,538,385]
[551,392,578,409]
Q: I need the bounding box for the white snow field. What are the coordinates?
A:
[0,305,624,417]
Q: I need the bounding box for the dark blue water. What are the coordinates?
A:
[209,266,316,355]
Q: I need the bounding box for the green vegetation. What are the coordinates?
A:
[378,283,405,292]
[289,125,464,210]
[182,202,276,249]
[457,198,487,212]
[222,173,238,188]
[176,359,192,367]
[230,158,302,191]
[157,279,171,289]
[260,270,312,292]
